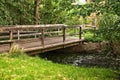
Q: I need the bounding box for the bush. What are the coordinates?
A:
[83,29,104,42]
[98,13,120,54]
[98,13,120,42]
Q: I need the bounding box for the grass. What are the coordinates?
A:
[0,53,118,80]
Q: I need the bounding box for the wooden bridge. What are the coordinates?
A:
[0,24,84,55]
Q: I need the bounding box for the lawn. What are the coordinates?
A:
[0,53,118,80]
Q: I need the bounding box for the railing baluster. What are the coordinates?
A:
[63,26,66,42]
[10,31,13,40]
[41,28,44,47]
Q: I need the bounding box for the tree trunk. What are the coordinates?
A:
[34,0,40,25]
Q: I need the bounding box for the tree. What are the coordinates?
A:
[34,0,40,25]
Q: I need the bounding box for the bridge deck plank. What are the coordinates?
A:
[0,36,84,53]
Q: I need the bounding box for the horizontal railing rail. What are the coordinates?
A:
[0,24,83,31]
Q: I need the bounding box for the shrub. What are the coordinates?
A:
[83,29,104,42]
[98,13,120,54]
[98,13,120,42]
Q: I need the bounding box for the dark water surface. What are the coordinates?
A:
[39,51,120,70]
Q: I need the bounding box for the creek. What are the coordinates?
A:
[39,50,120,70]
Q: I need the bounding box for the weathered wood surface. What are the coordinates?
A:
[0,37,84,54]
[0,24,96,32]
[0,31,62,39]
[0,24,82,31]
[0,24,85,54]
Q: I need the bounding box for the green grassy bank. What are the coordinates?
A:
[0,53,118,80]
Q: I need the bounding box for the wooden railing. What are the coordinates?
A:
[0,24,82,48]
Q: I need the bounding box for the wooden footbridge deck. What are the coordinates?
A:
[0,24,84,55]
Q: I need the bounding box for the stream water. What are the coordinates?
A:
[39,51,120,71]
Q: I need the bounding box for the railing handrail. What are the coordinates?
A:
[0,24,83,32]
[0,24,83,48]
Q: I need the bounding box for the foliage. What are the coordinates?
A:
[0,54,118,80]
[39,0,73,24]
[0,0,34,25]
[65,16,82,25]
[101,0,120,16]
[0,0,74,25]
[98,13,120,42]
[0,0,101,25]
[84,0,120,16]
[0,0,120,25]
[83,29,104,42]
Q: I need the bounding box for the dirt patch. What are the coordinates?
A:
[58,42,108,53]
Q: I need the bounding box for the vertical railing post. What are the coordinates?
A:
[10,31,13,40]
[63,26,66,42]
[41,28,44,47]
[17,30,20,40]
[9,31,13,47]
[79,26,82,40]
